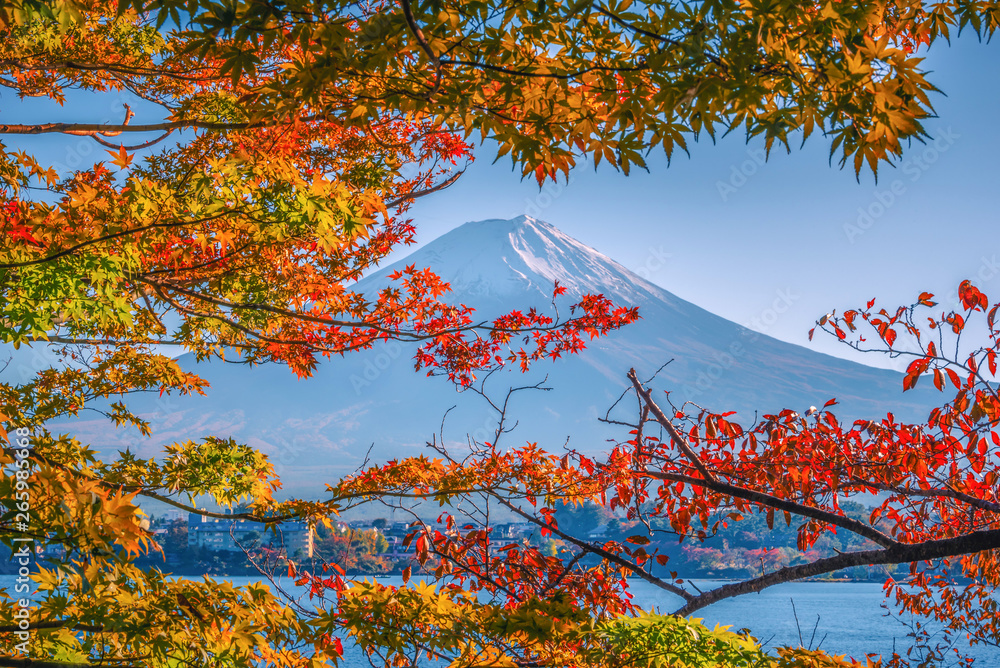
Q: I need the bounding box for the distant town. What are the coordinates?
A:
[1,500,904,580]
[16,500,899,581]
[138,510,559,576]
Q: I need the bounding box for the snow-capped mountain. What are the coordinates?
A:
[62,216,943,496]
[374,216,656,304]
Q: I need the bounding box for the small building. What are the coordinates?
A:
[586,523,610,540]
[382,536,416,560]
[389,521,414,536]
[503,522,537,540]
[187,511,314,558]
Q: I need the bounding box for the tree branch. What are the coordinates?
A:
[673,528,1000,616]
[0,209,244,270]
[385,169,464,208]
[0,115,317,137]
[494,497,695,602]
[627,368,717,483]
[644,469,900,549]
[400,0,443,98]
[0,658,143,668]
[0,620,104,633]
[862,479,1000,515]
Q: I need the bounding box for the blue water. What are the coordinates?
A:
[3,575,997,663]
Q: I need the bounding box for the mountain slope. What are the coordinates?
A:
[353,215,938,423]
[61,216,942,496]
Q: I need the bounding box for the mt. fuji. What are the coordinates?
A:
[65,216,942,496]
[367,216,655,304]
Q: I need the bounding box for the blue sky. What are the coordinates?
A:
[405,36,1000,367]
[5,35,997,371]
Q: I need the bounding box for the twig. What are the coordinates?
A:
[627,368,717,483]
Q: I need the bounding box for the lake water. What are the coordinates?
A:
[3,575,997,664]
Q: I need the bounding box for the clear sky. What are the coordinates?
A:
[403,36,1000,368]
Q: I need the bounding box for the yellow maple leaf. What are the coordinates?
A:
[107,145,134,169]
[215,229,235,254]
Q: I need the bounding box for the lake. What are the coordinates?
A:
[2,575,997,663]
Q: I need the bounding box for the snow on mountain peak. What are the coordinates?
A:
[362,216,656,305]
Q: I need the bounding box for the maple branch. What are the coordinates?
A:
[594,4,685,49]
[861,480,1000,515]
[149,278,611,346]
[400,0,437,65]
[423,534,521,601]
[384,168,464,208]
[495,497,695,602]
[0,209,245,269]
[539,550,586,598]
[141,241,256,279]
[644,470,900,549]
[673,528,1000,616]
[627,368,717,483]
[0,658,145,668]
[0,76,36,93]
[439,58,649,80]
[75,104,134,138]
[0,115,318,137]
[592,3,725,70]
[0,447,320,525]
[146,282,389,350]
[90,129,175,151]
[0,58,222,83]
[40,336,187,347]
[399,0,444,100]
[130,488,305,524]
[0,620,105,633]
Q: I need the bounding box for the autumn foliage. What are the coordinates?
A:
[1,1,999,667]
[319,281,1000,666]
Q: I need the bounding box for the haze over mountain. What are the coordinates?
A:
[63,216,943,496]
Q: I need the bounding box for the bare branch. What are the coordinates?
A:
[627,368,717,483]
[674,528,1000,616]
[495,497,695,602]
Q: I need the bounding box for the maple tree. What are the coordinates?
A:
[0,2,636,666]
[8,0,998,182]
[1,1,999,667]
[327,281,1000,668]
